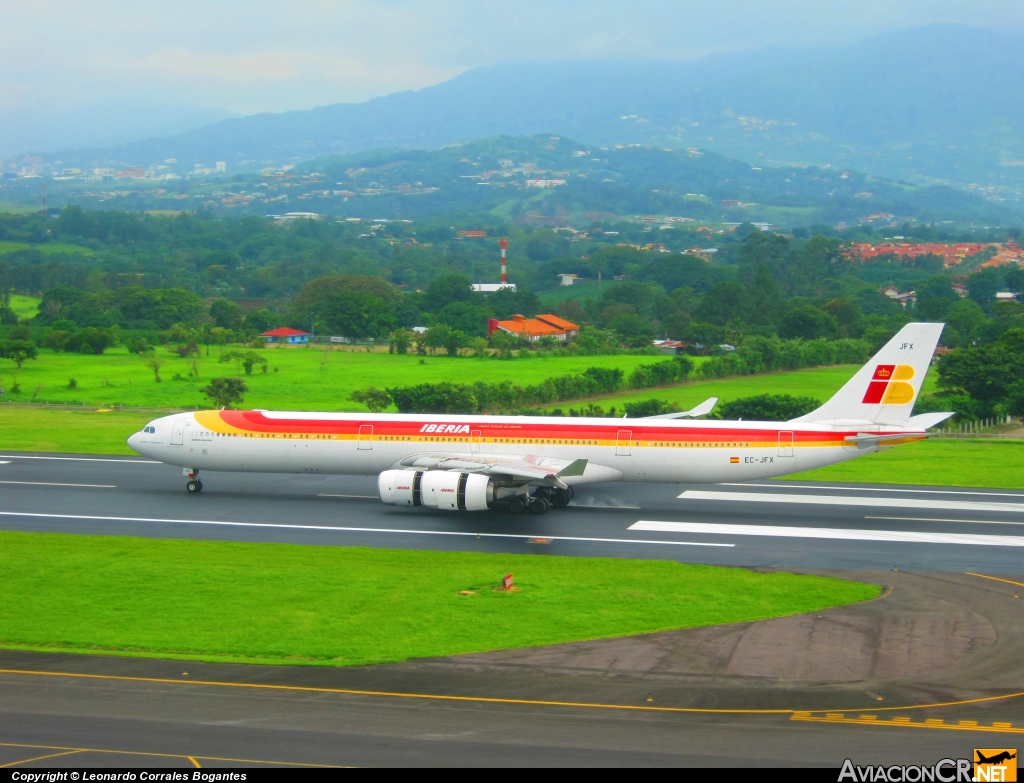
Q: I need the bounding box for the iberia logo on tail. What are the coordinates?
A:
[862,364,916,405]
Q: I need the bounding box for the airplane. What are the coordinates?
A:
[976,751,1016,765]
[127,323,952,514]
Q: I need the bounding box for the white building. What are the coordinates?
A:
[471,283,517,293]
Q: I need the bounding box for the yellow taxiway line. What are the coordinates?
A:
[791,714,1021,734]
[0,741,337,768]
[1,667,1023,717]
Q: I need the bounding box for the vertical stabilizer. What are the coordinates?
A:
[790,323,944,426]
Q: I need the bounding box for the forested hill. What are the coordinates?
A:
[4,134,1018,227]
[19,25,1024,197]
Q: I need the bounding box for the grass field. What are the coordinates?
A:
[0,531,878,666]
[1,345,672,410]
[9,294,40,320]
[0,407,149,454]
[789,438,1024,488]
[0,241,94,256]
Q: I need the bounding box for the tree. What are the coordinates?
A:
[444,328,467,357]
[778,305,838,340]
[489,329,518,358]
[0,340,37,369]
[436,301,491,336]
[715,394,821,421]
[288,275,399,339]
[221,349,267,375]
[424,273,475,313]
[609,313,652,347]
[209,327,231,356]
[391,331,411,354]
[915,275,959,321]
[209,299,243,330]
[144,354,165,383]
[424,324,451,356]
[350,387,393,412]
[471,337,489,358]
[200,377,248,409]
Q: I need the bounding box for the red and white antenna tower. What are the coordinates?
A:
[499,238,508,284]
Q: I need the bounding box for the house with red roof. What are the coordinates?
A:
[261,327,310,344]
[488,314,580,342]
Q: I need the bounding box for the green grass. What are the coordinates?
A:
[2,346,664,410]
[789,439,1024,489]
[0,531,878,666]
[0,407,148,454]
[9,294,40,319]
[0,241,94,255]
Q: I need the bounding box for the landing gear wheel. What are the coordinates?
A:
[508,497,526,514]
[550,490,571,509]
[187,479,202,493]
[529,496,550,515]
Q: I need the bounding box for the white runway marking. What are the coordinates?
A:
[678,490,1024,514]
[0,510,733,548]
[721,483,1024,499]
[867,516,1024,527]
[631,521,1024,547]
[0,481,115,488]
[318,494,378,499]
[0,461,9,465]
[0,455,157,464]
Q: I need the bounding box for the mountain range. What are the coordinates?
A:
[12,25,1024,200]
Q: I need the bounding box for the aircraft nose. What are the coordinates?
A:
[127,431,143,453]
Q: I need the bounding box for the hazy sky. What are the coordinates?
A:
[2,0,1022,115]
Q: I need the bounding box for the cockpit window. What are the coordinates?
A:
[144,426,156,433]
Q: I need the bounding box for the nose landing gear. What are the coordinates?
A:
[184,468,203,493]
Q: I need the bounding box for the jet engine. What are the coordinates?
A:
[378,469,501,511]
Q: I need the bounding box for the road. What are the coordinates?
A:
[1,451,1023,767]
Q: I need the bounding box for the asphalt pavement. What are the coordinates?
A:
[0,450,1022,573]
[2,451,1023,767]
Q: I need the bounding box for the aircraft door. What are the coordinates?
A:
[357,424,373,450]
[616,429,632,456]
[170,419,186,446]
[778,431,794,457]
[470,430,482,453]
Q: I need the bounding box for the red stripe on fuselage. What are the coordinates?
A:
[214,411,849,444]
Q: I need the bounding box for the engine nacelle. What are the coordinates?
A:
[378,469,494,511]
[378,469,422,506]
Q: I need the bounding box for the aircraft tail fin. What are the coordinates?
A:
[790,323,945,426]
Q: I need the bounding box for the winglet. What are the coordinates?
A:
[558,458,588,477]
[645,397,718,419]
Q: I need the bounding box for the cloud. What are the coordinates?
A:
[0,0,1021,115]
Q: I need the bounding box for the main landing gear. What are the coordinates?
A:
[184,468,203,493]
[506,486,573,515]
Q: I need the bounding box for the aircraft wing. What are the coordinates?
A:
[395,452,591,488]
[645,397,718,419]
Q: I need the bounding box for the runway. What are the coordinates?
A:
[2,451,1024,767]
[1,451,1023,573]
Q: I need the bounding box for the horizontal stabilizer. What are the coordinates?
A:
[646,397,718,419]
[906,412,955,430]
[844,432,929,448]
